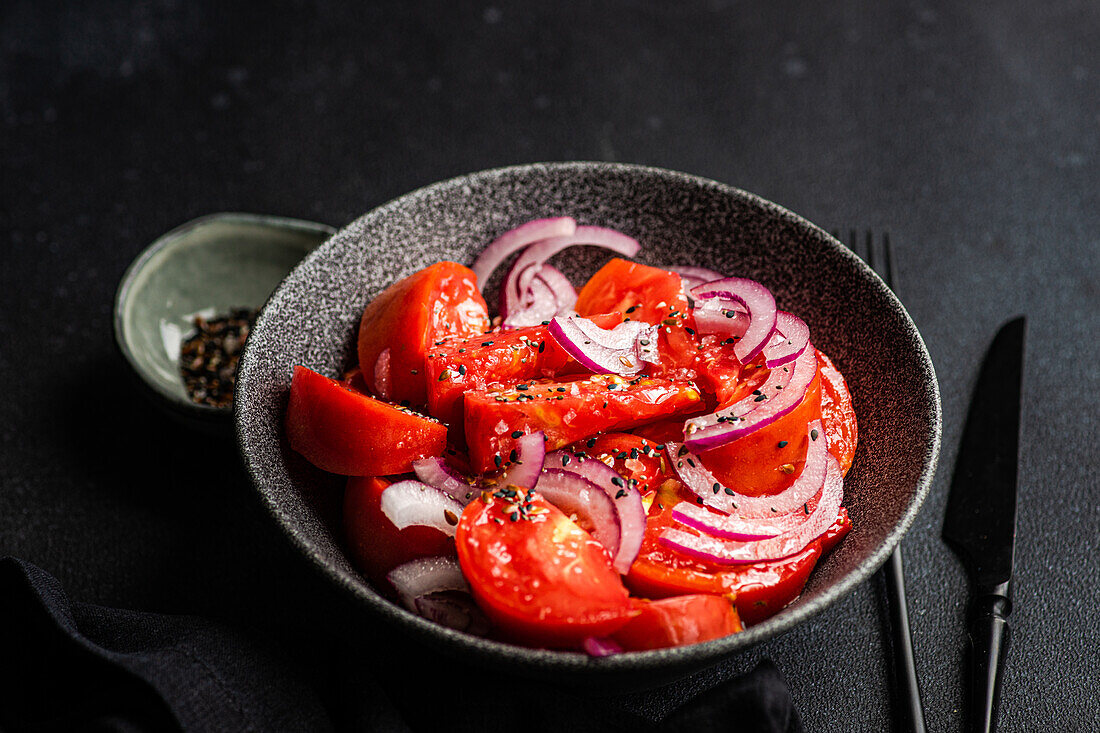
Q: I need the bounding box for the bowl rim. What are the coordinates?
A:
[236,161,942,674]
[113,211,337,421]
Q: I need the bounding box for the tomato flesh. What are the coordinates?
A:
[463,375,703,473]
[567,433,667,496]
[357,261,489,406]
[612,595,743,651]
[575,258,690,326]
[818,350,858,475]
[343,476,455,587]
[286,365,448,476]
[456,491,634,647]
[424,313,621,427]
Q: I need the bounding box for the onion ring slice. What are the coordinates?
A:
[683,344,817,452]
[471,217,576,287]
[659,454,844,565]
[671,419,828,517]
[379,480,465,536]
[690,277,777,363]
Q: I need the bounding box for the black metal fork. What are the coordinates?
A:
[841,230,928,733]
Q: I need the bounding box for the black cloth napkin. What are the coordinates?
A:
[0,557,803,733]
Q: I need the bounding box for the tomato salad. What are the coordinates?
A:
[285,217,857,653]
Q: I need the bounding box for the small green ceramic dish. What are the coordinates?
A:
[114,212,335,431]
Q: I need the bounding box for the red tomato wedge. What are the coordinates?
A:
[818,350,858,475]
[463,375,704,473]
[575,258,690,326]
[567,433,668,495]
[357,261,490,406]
[612,595,743,651]
[286,365,447,476]
[344,476,455,587]
[456,490,634,646]
[424,313,621,427]
[626,484,851,625]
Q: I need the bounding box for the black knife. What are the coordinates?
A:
[942,316,1025,733]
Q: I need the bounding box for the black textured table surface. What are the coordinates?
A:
[3,1,1098,730]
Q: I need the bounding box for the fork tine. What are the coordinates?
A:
[883,232,898,292]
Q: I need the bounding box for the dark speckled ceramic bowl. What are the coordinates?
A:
[235,162,941,685]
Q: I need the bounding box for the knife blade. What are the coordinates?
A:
[943,315,1025,733]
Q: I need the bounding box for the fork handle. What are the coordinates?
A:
[884,547,927,733]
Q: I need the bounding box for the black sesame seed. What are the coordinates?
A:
[511,430,524,439]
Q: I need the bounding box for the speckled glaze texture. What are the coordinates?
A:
[235,162,941,684]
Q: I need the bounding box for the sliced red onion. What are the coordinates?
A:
[692,302,750,339]
[682,344,817,451]
[497,431,546,490]
[672,491,823,540]
[471,217,577,287]
[764,312,810,368]
[414,591,492,636]
[548,315,658,376]
[501,226,641,319]
[582,636,624,657]
[543,450,646,574]
[502,271,559,328]
[501,265,579,329]
[412,457,478,505]
[668,265,727,290]
[387,556,469,610]
[671,419,828,523]
[533,264,578,312]
[659,454,844,565]
[379,480,465,536]
[690,277,777,363]
[536,469,622,559]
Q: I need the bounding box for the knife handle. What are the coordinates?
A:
[968,594,1011,733]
